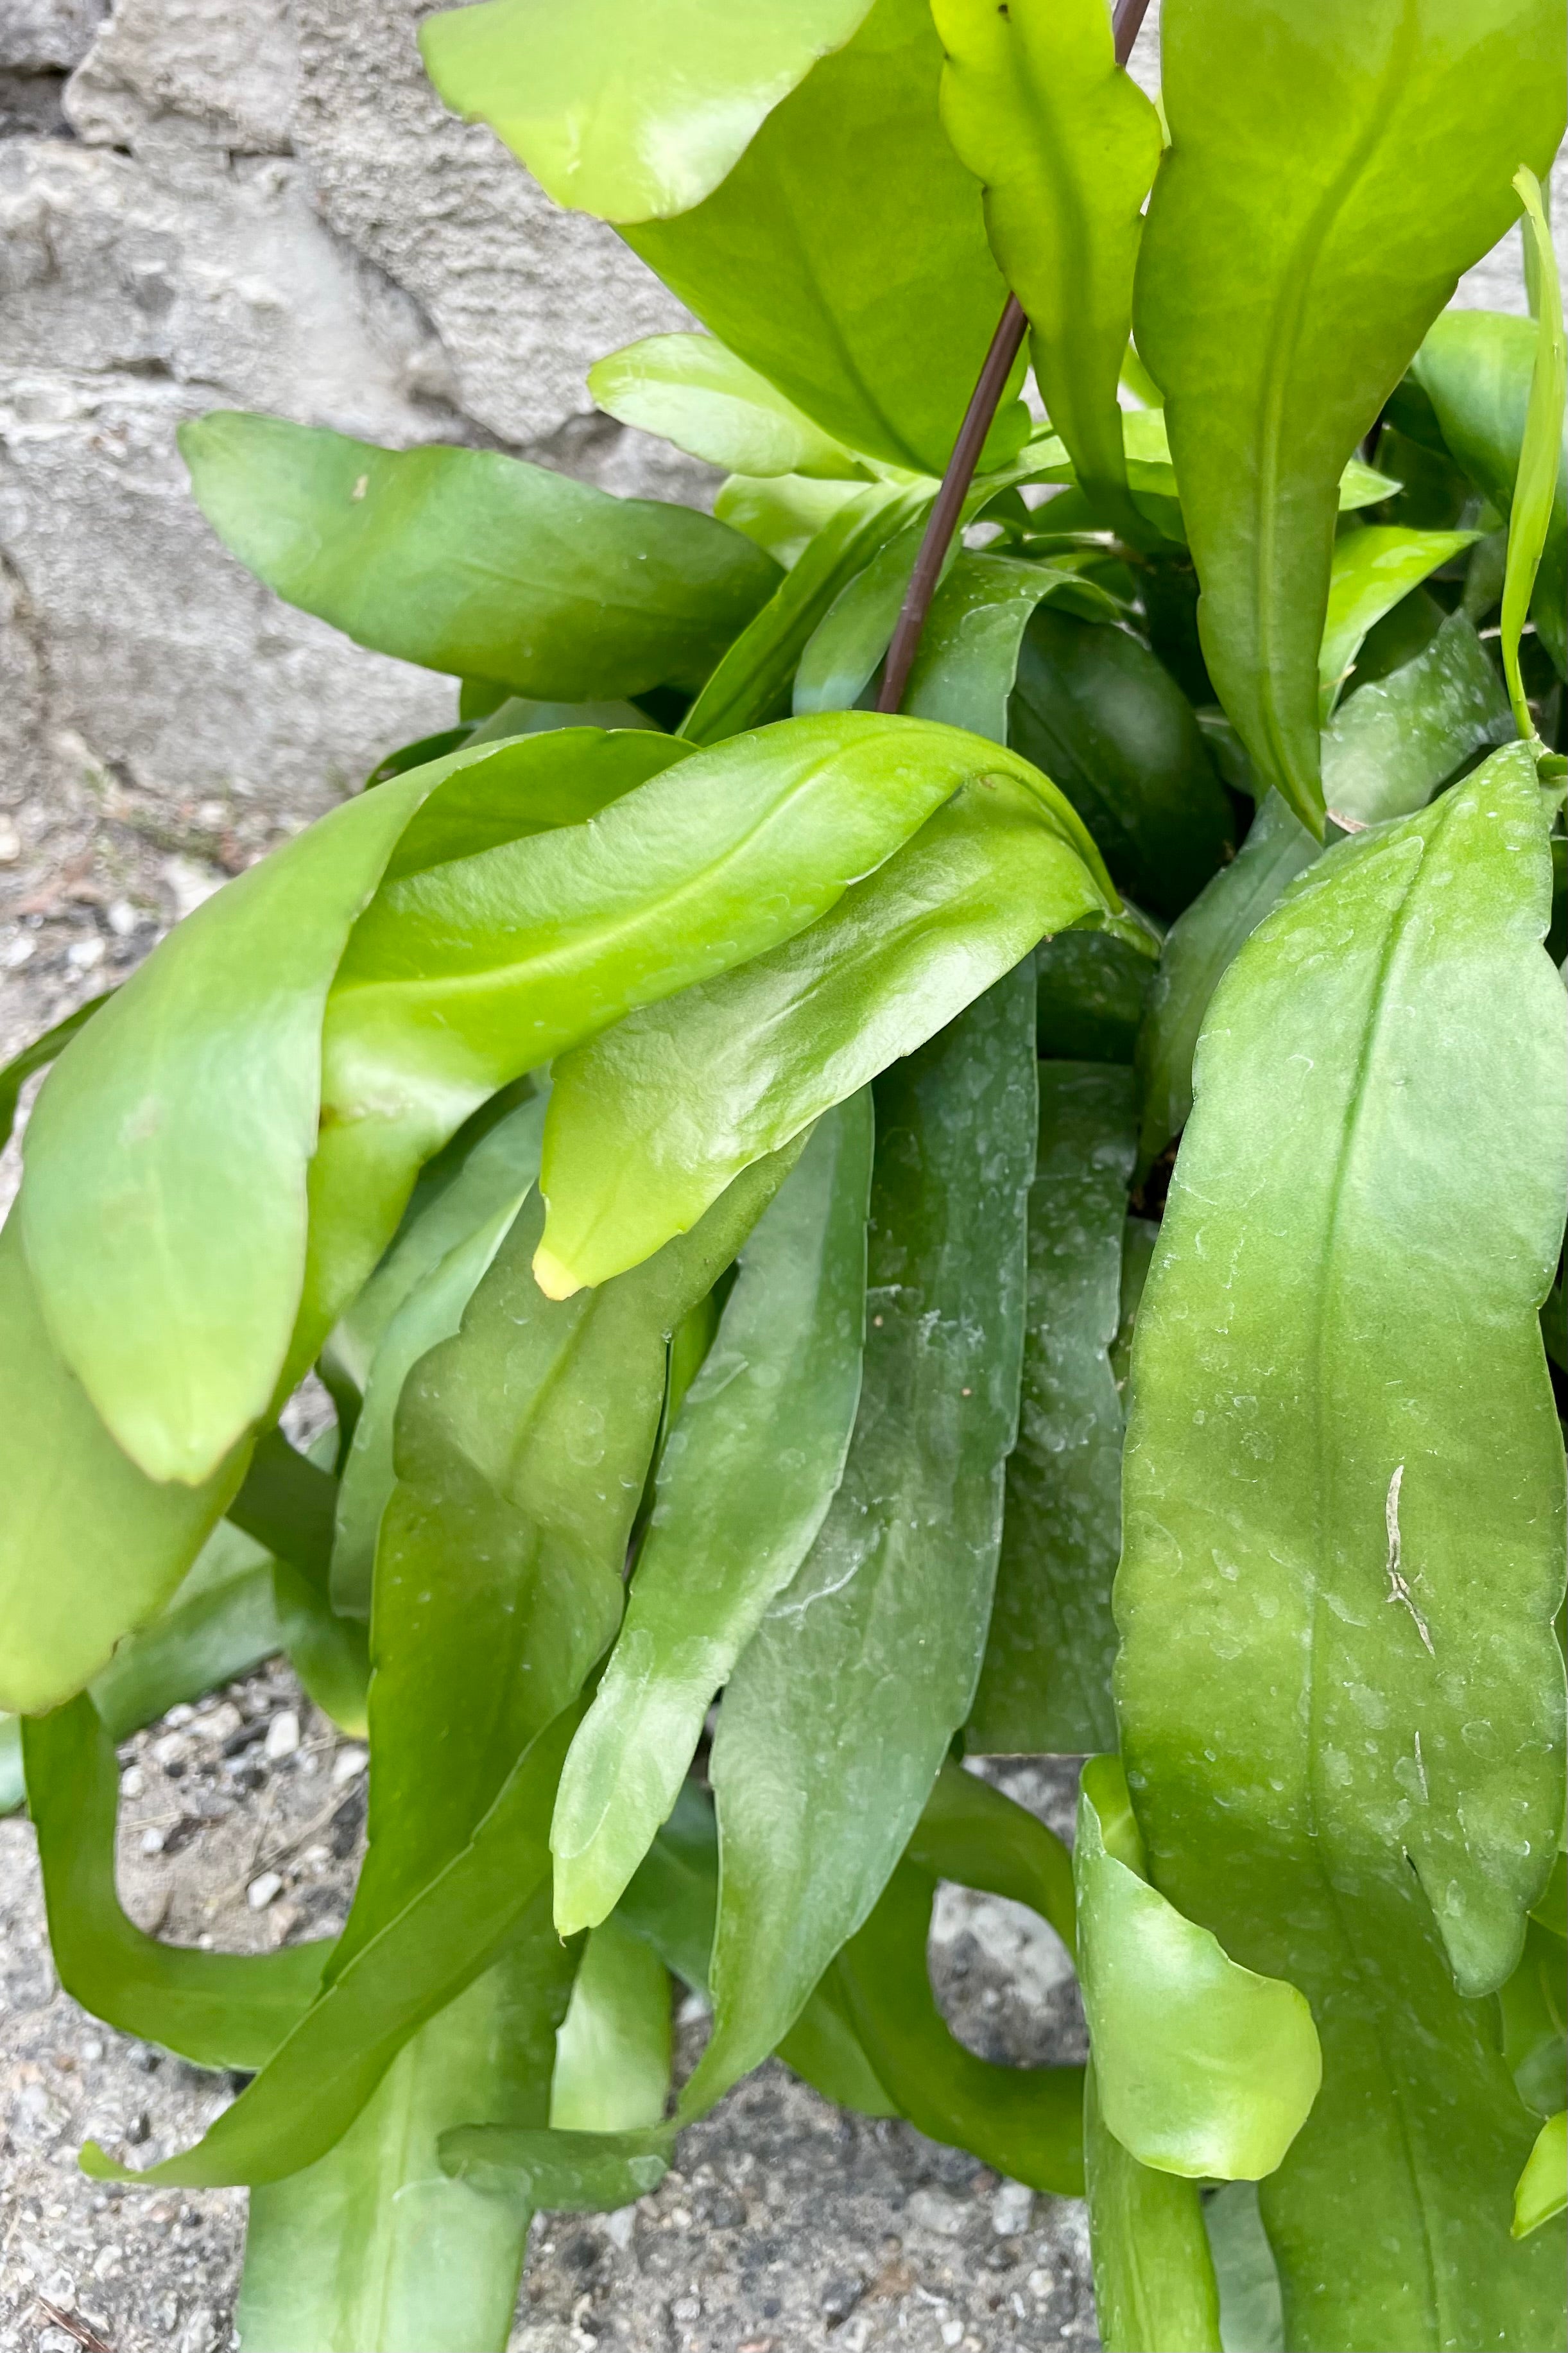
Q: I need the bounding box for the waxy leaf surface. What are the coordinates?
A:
[183,412,777,699]
[419,0,872,222]
[1117,745,1567,2344]
[931,0,1161,532]
[1084,2065,1222,2353]
[904,554,1128,745]
[626,0,1026,477]
[1133,0,1565,829]
[551,1100,872,1932]
[589,335,865,478]
[969,1062,1135,1754]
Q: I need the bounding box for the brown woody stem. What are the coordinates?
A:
[876,0,1155,715]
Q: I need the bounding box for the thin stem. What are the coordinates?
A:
[877,0,1155,714]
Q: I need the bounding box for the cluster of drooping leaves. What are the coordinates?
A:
[2,1,1565,2346]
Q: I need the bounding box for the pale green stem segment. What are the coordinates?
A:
[1076,1757,1321,2181]
[549,1918,673,2133]
[1116,744,1567,2346]
[968,1062,1136,1754]
[1084,2065,1222,2353]
[236,1911,575,2353]
[551,1097,873,1934]
[1501,168,1567,743]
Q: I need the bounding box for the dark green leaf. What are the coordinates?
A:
[1008,607,1235,919]
[182,412,779,699]
[552,1098,872,1933]
[904,554,1130,743]
[1033,927,1153,1064]
[968,1063,1135,1755]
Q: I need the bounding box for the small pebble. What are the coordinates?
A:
[4,933,35,968]
[263,1710,300,1761]
[992,2180,1033,2237]
[941,2325,965,2349]
[121,1766,145,1798]
[140,1827,166,1856]
[107,899,139,937]
[151,1732,189,1767]
[67,935,105,971]
[331,1745,368,1785]
[0,817,21,863]
[247,1871,283,1910]
[166,1704,195,1728]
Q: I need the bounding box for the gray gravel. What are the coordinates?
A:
[0,1683,1097,2353]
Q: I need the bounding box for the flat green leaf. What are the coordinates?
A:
[1320,607,1511,829]
[535,765,1111,1294]
[551,1099,872,1934]
[1513,2110,1567,2240]
[0,993,111,1152]
[331,1097,547,1618]
[23,1695,328,2070]
[836,1852,1083,2194]
[1133,0,1566,831]
[1499,1919,1568,2118]
[182,412,777,700]
[549,1917,672,2132]
[1409,309,1568,673]
[314,712,1036,1334]
[237,1930,575,2353]
[1033,927,1154,1064]
[89,1522,288,1742]
[19,750,480,1487]
[1076,1757,1321,2181]
[931,0,1162,535]
[1318,525,1479,719]
[968,1063,1135,1755]
[1008,605,1236,919]
[1083,2064,1223,2353]
[904,553,1129,745]
[713,473,870,569]
[680,483,930,745]
[0,1217,241,1713]
[1117,745,1566,2342]
[1501,169,1567,736]
[82,1712,577,2187]
[344,1152,797,1972]
[626,0,1027,478]
[419,0,873,222]
[589,334,866,478]
[682,971,1036,2111]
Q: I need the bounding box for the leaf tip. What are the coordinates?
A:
[531,1246,582,1302]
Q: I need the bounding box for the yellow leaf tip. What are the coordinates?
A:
[531,1246,582,1301]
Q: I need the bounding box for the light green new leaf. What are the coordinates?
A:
[1318,525,1479,718]
[1133,0,1566,832]
[313,713,1038,1335]
[931,0,1162,534]
[714,473,870,569]
[549,1917,672,2132]
[238,1931,575,2353]
[1408,309,1568,673]
[551,1100,872,1934]
[1501,169,1567,738]
[19,746,490,1488]
[680,483,931,745]
[682,971,1036,2112]
[1084,2066,1222,2353]
[626,0,1027,478]
[419,0,872,222]
[589,335,866,479]
[1076,1757,1321,2182]
[23,1696,329,2071]
[331,1096,547,1618]
[536,763,1112,1294]
[1117,745,1566,2343]
[182,412,777,700]
[968,1063,1135,1755]
[1513,2111,1567,2240]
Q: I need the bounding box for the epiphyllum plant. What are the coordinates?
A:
[2,0,1565,2343]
